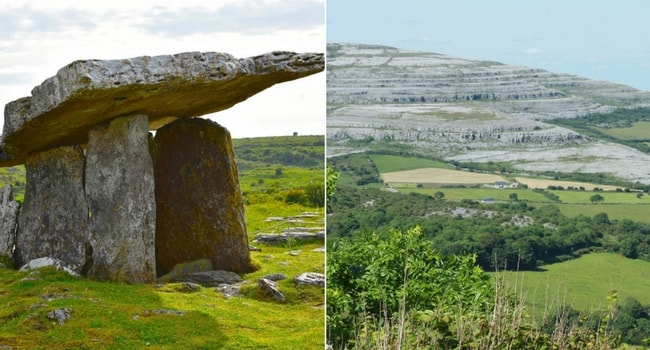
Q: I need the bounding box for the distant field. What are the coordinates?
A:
[595,121,650,141]
[382,168,505,185]
[515,177,620,191]
[557,203,650,224]
[495,253,650,315]
[549,190,648,204]
[369,154,453,173]
[401,187,552,202]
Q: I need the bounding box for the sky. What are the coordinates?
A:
[0,0,325,138]
[327,0,650,92]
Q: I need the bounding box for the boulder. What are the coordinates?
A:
[13,146,88,273]
[85,114,156,283]
[0,51,324,166]
[153,118,256,274]
[18,256,79,277]
[0,184,19,258]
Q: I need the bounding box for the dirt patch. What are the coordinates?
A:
[382,168,505,185]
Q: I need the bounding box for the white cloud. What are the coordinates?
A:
[0,0,325,138]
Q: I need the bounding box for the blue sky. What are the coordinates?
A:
[327,0,650,91]
[0,0,325,138]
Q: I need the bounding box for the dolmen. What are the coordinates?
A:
[0,50,324,283]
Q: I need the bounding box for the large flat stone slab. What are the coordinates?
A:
[0,51,324,166]
[85,114,156,283]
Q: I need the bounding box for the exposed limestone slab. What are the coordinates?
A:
[0,184,19,258]
[153,118,255,275]
[13,146,88,273]
[85,114,156,283]
[1,50,324,166]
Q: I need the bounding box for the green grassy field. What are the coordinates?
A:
[548,190,649,204]
[595,121,650,141]
[494,253,650,316]
[400,186,552,202]
[369,154,453,173]
[557,203,650,224]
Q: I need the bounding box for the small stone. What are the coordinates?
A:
[179,282,201,293]
[258,278,285,302]
[249,245,262,252]
[294,272,325,288]
[311,247,326,253]
[216,283,243,298]
[288,250,302,256]
[47,308,72,325]
[263,273,286,281]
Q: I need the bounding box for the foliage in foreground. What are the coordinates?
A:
[326,226,628,349]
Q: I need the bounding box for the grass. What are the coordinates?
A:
[548,190,649,204]
[515,176,621,191]
[557,203,650,224]
[0,242,325,349]
[595,121,650,141]
[495,253,650,316]
[400,187,552,202]
[368,154,453,173]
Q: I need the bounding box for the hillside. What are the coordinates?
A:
[327,43,650,184]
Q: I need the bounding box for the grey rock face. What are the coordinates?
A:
[1,51,324,166]
[85,114,156,284]
[0,184,19,258]
[153,118,255,275]
[13,146,88,273]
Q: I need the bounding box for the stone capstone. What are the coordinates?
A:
[1,51,324,166]
[0,184,19,258]
[153,118,255,275]
[13,146,88,273]
[85,114,156,283]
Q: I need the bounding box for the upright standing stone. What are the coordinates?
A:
[13,146,88,272]
[153,118,256,275]
[0,184,19,259]
[85,114,156,283]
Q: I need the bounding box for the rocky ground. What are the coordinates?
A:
[327,43,650,184]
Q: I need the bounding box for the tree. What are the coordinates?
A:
[590,194,604,204]
[433,191,445,200]
[509,193,519,201]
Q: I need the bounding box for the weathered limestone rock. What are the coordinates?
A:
[1,51,324,166]
[0,184,19,258]
[13,146,88,273]
[259,278,285,302]
[85,114,156,283]
[294,272,325,288]
[153,118,256,275]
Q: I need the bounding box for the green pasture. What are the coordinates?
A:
[557,203,650,224]
[368,154,452,173]
[399,186,552,202]
[548,189,648,204]
[494,253,650,316]
[594,121,650,141]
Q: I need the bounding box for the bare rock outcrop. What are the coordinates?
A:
[1,51,324,166]
[0,184,19,258]
[85,114,156,283]
[13,146,88,273]
[153,118,255,275]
